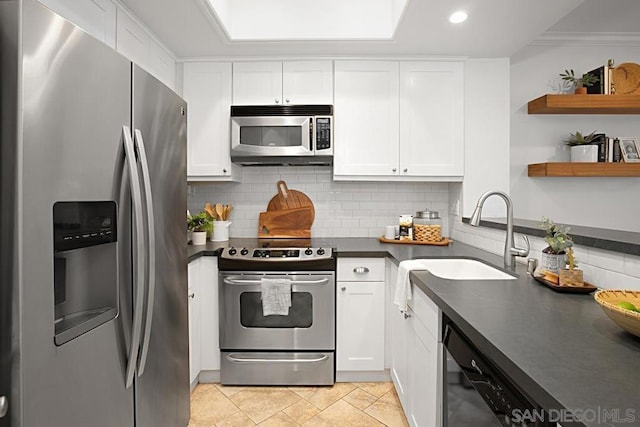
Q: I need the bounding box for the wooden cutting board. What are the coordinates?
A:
[259,207,313,238]
[267,180,315,222]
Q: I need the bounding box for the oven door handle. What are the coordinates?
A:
[225,354,329,363]
[223,278,329,285]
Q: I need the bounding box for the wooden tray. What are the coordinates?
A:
[533,275,597,294]
[378,236,450,246]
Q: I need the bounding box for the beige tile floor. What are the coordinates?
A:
[189,382,409,426]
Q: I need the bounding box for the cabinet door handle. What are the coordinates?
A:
[341,287,346,291]
[392,168,397,172]
[222,168,227,174]
[403,168,408,173]
[285,98,290,103]
[353,267,370,274]
[404,312,411,319]
[275,98,280,104]
[188,292,195,299]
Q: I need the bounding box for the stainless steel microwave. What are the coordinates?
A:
[230,105,333,166]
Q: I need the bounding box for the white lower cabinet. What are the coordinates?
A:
[199,257,220,372]
[336,258,386,375]
[389,261,441,427]
[187,259,201,387]
[188,257,220,387]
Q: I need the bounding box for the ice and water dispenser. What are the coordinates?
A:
[53,201,118,345]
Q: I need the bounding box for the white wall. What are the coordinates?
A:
[510,43,640,231]
[461,58,511,218]
[188,166,450,238]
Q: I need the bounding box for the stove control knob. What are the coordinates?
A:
[304,248,313,256]
[228,248,237,256]
[317,248,325,256]
[240,248,249,256]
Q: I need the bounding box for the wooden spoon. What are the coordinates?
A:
[223,205,232,220]
[215,203,224,221]
[204,203,216,220]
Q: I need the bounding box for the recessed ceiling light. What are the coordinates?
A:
[449,11,468,24]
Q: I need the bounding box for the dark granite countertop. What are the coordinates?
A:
[463,217,640,257]
[188,238,640,426]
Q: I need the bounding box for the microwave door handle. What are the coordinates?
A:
[122,126,146,389]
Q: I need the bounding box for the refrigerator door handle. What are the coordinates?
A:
[134,129,156,376]
[0,395,7,418]
[122,126,147,389]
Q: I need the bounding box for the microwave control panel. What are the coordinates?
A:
[314,117,331,151]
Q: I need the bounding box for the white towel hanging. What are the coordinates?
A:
[393,260,428,312]
[261,278,292,316]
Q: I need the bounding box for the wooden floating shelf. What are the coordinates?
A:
[528,94,640,114]
[528,162,640,177]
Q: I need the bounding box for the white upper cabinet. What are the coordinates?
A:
[333,61,400,177]
[282,61,333,105]
[232,62,283,105]
[183,62,239,181]
[116,9,176,89]
[334,60,464,181]
[37,0,116,48]
[400,62,464,177]
[233,61,333,105]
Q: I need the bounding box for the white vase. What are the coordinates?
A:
[570,145,598,162]
[191,231,207,245]
[212,220,232,242]
[540,252,566,273]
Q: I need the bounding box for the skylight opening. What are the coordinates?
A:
[206,0,411,40]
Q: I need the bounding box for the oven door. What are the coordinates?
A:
[219,272,335,351]
[230,116,312,158]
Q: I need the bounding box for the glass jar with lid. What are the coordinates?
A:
[413,209,442,242]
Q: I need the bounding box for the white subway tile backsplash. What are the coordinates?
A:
[187,166,451,239]
[624,255,640,278]
[588,249,625,272]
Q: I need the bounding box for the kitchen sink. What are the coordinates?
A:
[413,258,516,280]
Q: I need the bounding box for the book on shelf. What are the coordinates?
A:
[592,133,607,162]
[613,138,622,162]
[584,65,611,94]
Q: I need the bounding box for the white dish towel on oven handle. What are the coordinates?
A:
[261,278,292,316]
[393,260,428,312]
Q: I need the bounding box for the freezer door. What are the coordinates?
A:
[132,65,189,427]
[20,1,134,426]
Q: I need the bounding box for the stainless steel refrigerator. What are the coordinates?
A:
[0,1,189,426]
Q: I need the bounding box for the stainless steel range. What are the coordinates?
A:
[218,246,336,386]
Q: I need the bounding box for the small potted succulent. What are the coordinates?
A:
[559,247,585,287]
[559,69,599,94]
[539,217,573,274]
[565,130,599,162]
[187,212,212,245]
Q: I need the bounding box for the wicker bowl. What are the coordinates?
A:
[594,290,640,338]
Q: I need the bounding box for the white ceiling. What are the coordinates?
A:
[118,0,640,59]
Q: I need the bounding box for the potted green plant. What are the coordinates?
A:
[559,69,599,94]
[187,212,212,245]
[564,130,599,162]
[539,217,573,273]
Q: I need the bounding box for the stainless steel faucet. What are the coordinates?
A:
[469,190,530,268]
